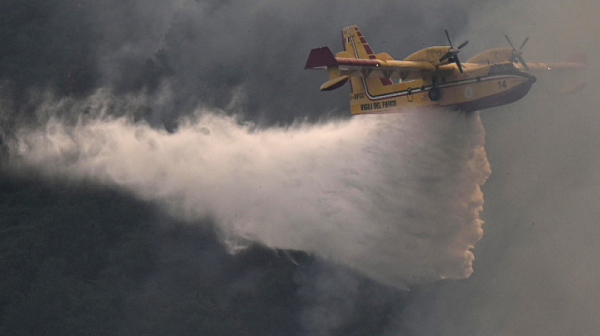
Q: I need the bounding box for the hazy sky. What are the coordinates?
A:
[2,0,600,335]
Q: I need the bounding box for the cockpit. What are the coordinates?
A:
[487,62,520,76]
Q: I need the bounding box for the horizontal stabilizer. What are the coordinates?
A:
[305,47,337,69]
[320,76,348,91]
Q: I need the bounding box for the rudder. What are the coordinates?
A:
[342,25,377,60]
[341,25,394,96]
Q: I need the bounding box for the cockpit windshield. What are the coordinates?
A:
[488,62,519,76]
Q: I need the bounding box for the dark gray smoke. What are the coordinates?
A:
[4,0,599,334]
[0,0,476,127]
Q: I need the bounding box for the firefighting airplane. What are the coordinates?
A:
[305,25,586,114]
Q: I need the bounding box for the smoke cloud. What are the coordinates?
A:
[381,0,600,334]
[3,0,600,333]
[8,90,489,289]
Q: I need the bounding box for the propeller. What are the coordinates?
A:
[439,29,468,73]
[505,35,529,71]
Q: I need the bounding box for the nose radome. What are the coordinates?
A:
[521,72,537,84]
[529,75,537,84]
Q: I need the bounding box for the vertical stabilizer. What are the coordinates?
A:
[341,25,394,96]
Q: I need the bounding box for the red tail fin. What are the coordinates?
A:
[305,47,337,69]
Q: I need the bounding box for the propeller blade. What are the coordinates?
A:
[440,29,467,69]
[517,55,529,71]
[505,34,516,50]
[444,29,453,48]
[519,37,529,50]
[510,50,520,63]
[456,57,463,73]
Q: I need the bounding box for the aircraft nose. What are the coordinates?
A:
[521,72,537,84]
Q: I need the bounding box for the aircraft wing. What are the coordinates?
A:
[305,47,434,90]
[336,57,435,73]
[522,62,586,71]
[520,53,587,72]
[305,47,434,73]
[520,54,587,94]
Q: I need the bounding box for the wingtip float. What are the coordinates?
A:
[306,25,587,114]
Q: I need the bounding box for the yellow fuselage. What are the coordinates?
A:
[348,61,536,114]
